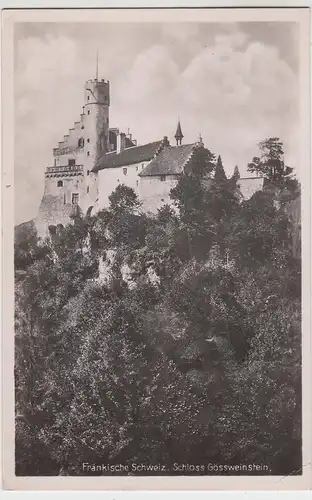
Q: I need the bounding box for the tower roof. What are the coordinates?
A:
[174,119,184,141]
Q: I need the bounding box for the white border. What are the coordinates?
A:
[1,3,311,496]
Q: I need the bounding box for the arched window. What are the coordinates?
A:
[57,180,63,187]
[78,137,84,148]
[86,206,93,217]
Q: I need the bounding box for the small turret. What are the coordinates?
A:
[174,119,184,146]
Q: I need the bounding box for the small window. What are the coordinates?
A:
[141,163,144,169]
[136,180,139,187]
[78,137,84,148]
[123,167,127,176]
[54,159,57,166]
[63,194,66,204]
[87,186,90,194]
[68,159,76,166]
[87,110,90,115]
[106,117,109,123]
[57,180,63,187]
[81,125,84,130]
[72,193,79,205]
[87,138,90,143]
[117,178,120,183]
[87,170,90,176]
[87,151,90,156]
[136,166,138,171]
[160,175,166,182]
[87,95,90,100]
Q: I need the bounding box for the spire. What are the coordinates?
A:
[174,118,183,146]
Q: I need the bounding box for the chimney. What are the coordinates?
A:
[117,132,126,154]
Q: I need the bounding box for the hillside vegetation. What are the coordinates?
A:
[14,139,301,476]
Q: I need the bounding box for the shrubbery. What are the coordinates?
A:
[15,139,301,475]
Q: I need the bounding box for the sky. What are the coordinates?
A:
[14,21,300,225]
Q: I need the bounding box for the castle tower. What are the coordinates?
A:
[35,76,110,237]
[83,77,110,169]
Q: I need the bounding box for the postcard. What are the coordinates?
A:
[1,6,311,491]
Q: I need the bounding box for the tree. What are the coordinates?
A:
[14,222,50,271]
[228,189,291,269]
[231,165,240,182]
[215,155,227,182]
[109,184,141,214]
[247,137,295,185]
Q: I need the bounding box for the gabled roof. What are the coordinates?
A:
[92,140,162,172]
[139,144,195,177]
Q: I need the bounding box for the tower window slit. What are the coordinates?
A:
[72,193,79,205]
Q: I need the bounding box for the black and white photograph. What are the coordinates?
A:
[2,6,311,490]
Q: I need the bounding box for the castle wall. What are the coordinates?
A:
[97,161,149,210]
[237,177,264,200]
[139,175,178,213]
[35,195,77,239]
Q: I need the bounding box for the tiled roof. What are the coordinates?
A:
[92,140,162,172]
[139,144,195,177]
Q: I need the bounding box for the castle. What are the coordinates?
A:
[35,74,265,238]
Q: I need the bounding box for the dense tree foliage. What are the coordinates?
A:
[15,141,301,476]
[247,138,298,192]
